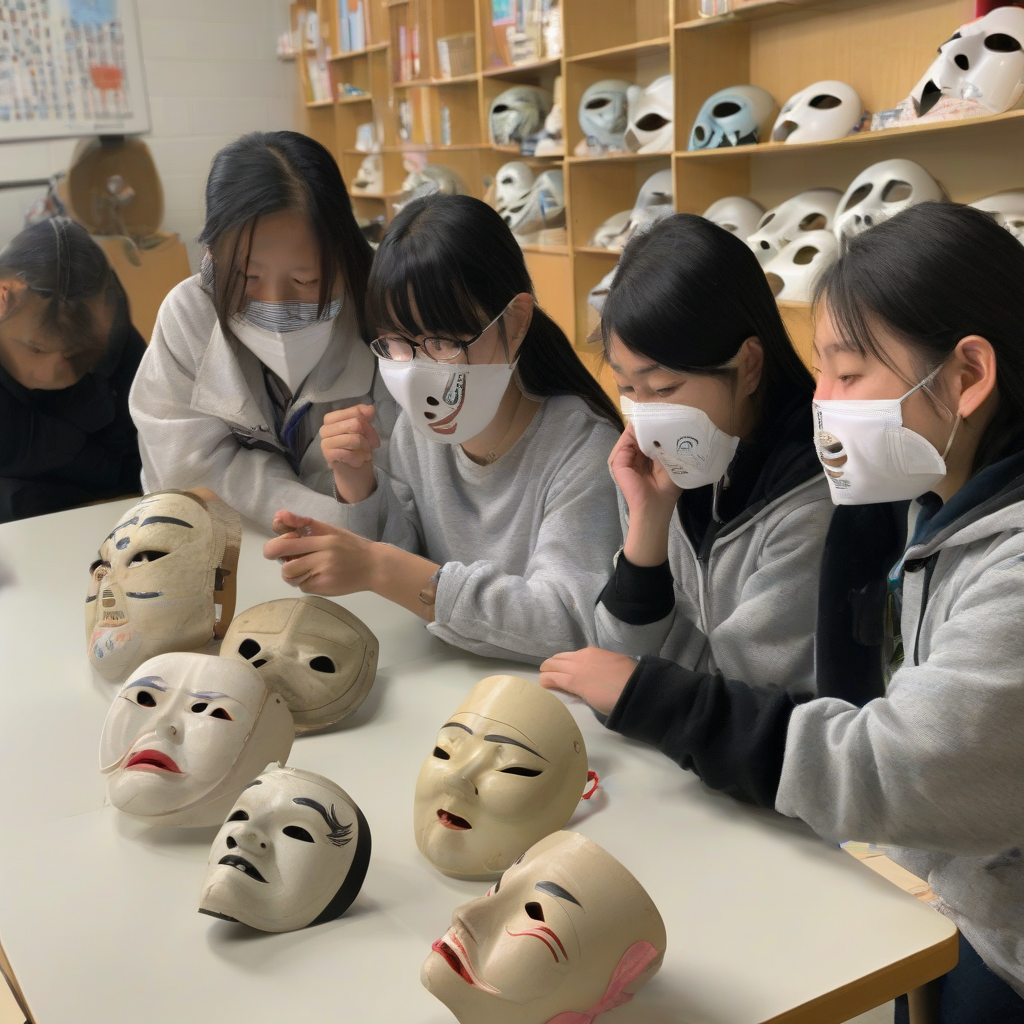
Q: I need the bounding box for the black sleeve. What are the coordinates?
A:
[605,656,813,808]
[598,553,675,626]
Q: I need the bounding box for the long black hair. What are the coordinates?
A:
[198,131,373,340]
[602,213,813,424]
[0,217,123,365]
[366,193,622,429]
[815,200,1024,471]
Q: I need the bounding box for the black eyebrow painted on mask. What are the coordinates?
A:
[485,734,548,761]
[293,797,353,847]
[107,516,138,539]
[535,881,582,907]
[244,779,263,789]
[140,516,194,529]
[441,721,473,734]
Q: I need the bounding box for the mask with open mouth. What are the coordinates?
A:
[85,489,241,681]
[413,675,590,881]
[421,830,666,1024]
[379,358,516,445]
[99,652,294,827]
[199,764,371,932]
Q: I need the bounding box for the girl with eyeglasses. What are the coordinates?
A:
[264,193,624,662]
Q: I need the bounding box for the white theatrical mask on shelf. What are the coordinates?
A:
[414,675,591,881]
[911,6,1024,117]
[422,831,666,1024]
[504,169,565,239]
[85,490,241,681]
[99,652,294,828]
[771,80,866,143]
[590,169,674,251]
[199,764,371,932]
[352,153,383,194]
[762,230,839,303]
[587,266,618,315]
[493,162,535,217]
[400,163,466,198]
[489,86,553,146]
[747,188,842,264]
[688,84,776,150]
[624,75,674,153]
[221,597,378,733]
[970,190,1024,242]
[833,158,945,240]
[578,79,637,152]
[701,196,765,240]
[589,209,631,249]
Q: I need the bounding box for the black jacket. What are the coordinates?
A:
[0,313,145,522]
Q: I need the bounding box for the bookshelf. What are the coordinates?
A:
[291,0,1021,384]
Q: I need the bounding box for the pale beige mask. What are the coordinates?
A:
[422,831,666,1024]
[414,676,589,881]
[221,598,378,733]
[85,489,241,681]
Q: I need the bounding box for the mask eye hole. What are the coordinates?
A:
[191,702,208,713]
[238,638,261,660]
[283,825,315,843]
[954,53,970,70]
[712,100,741,118]
[881,179,912,203]
[500,766,543,777]
[586,97,611,110]
[635,113,669,131]
[135,690,156,707]
[228,810,249,822]
[525,901,545,921]
[211,707,233,720]
[128,550,167,568]
[842,184,872,212]
[792,245,820,266]
[310,656,336,673]
[433,746,451,760]
[799,213,827,231]
[809,93,842,109]
[985,33,1021,53]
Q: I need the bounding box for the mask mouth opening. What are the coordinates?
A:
[766,272,785,297]
[915,79,943,117]
[437,808,472,831]
[773,119,799,142]
[218,853,269,883]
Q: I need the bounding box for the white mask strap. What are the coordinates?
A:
[941,414,962,461]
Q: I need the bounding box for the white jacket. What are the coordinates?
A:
[129,275,395,531]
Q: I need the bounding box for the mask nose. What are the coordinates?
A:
[442,748,489,799]
[227,828,271,856]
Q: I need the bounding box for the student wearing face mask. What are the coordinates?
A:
[263,193,624,662]
[0,218,144,522]
[542,202,1024,1022]
[129,131,394,531]
[547,213,833,696]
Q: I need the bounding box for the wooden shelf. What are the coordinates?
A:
[380,143,490,152]
[430,73,480,85]
[675,0,885,30]
[481,57,562,77]
[675,108,1024,161]
[566,37,671,63]
[350,190,402,199]
[521,243,569,254]
[574,246,621,256]
[305,99,334,108]
[394,77,434,87]
[568,151,670,164]
[329,41,389,59]
[336,92,373,104]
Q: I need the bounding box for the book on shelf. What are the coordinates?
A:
[490,0,560,68]
[338,0,367,54]
[306,56,332,103]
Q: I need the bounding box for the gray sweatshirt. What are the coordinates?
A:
[777,491,1024,996]
[340,395,621,663]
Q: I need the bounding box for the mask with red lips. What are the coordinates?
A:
[378,358,517,445]
[99,652,294,827]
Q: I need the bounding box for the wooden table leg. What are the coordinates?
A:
[907,978,941,1024]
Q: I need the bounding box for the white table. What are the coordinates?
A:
[0,502,956,1024]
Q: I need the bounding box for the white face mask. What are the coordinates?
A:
[379,359,515,445]
[230,297,342,393]
[630,402,740,489]
[813,366,960,505]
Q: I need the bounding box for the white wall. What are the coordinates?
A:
[0,0,298,269]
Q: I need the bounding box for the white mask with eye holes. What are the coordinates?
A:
[489,86,553,146]
[414,675,590,881]
[99,652,294,827]
[86,490,241,681]
[833,159,945,240]
[624,75,673,153]
[747,188,842,264]
[970,190,1024,242]
[911,6,1024,117]
[503,169,565,239]
[702,196,765,240]
[493,162,535,217]
[352,153,383,193]
[221,597,378,733]
[772,80,866,144]
[422,831,666,1024]
[762,230,838,303]
[688,84,776,150]
[199,764,371,932]
[630,402,740,490]
[578,79,636,150]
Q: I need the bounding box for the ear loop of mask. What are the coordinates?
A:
[901,362,962,462]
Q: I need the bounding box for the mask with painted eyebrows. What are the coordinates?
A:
[413,675,589,881]
[422,830,667,1024]
[85,490,241,680]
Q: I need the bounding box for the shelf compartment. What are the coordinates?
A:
[565,36,671,62]
[329,41,390,59]
[563,0,669,59]
[481,57,563,77]
[675,0,887,30]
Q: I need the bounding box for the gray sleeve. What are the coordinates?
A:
[427,444,621,664]
[338,464,424,554]
[777,543,1024,854]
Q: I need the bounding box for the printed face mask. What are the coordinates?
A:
[630,402,740,489]
[99,652,294,827]
[813,366,960,505]
[231,298,341,394]
[86,490,241,681]
[421,831,666,1024]
[414,676,589,881]
[221,597,378,733]
[379,358,515,445]
[199,764,371,932]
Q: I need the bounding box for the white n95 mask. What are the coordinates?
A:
[630,403,740,489]
[379,358,515,445]
[231,297,342,393]
[813,367,959,505]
